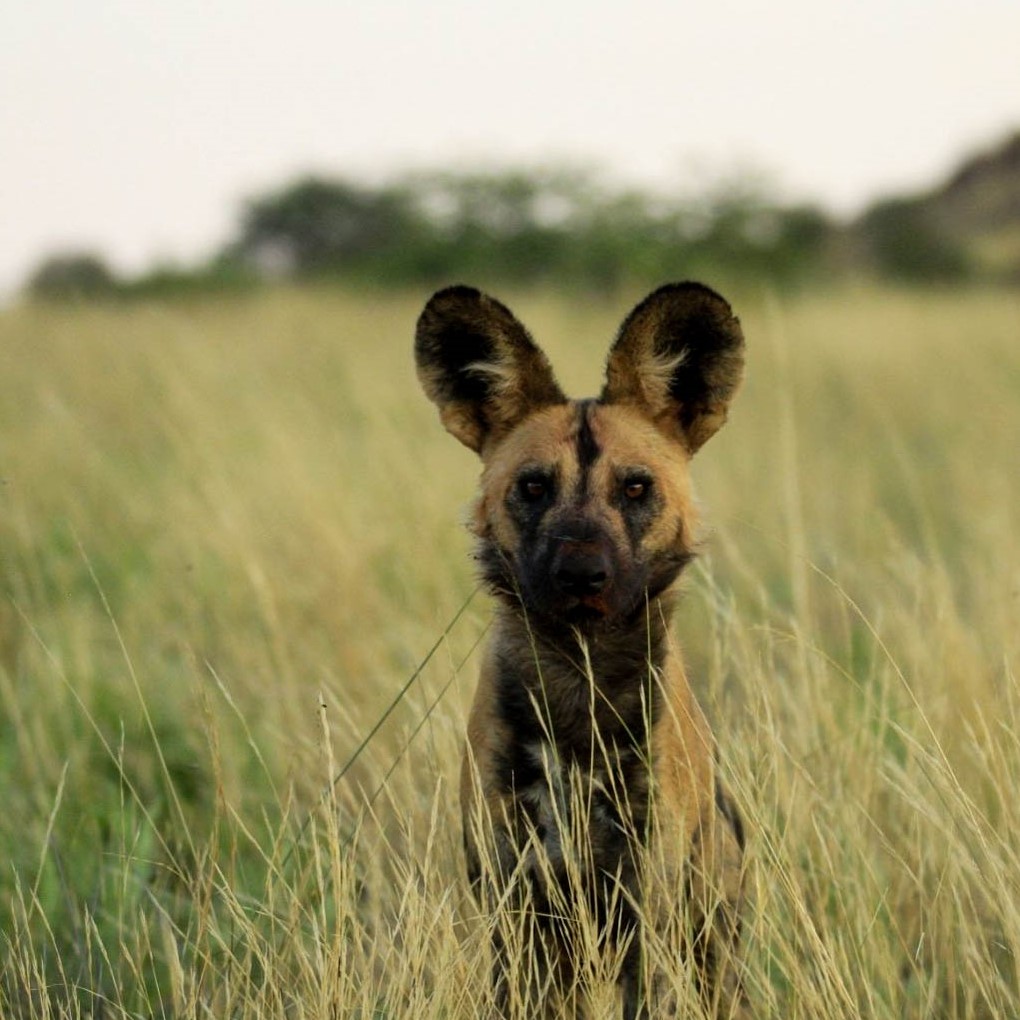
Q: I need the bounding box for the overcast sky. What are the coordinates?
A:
[2,0,1018,295]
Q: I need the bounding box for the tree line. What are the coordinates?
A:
[24,165,975,301]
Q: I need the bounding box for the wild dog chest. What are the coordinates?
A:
[500,736,652,888]
[489,629,660,892]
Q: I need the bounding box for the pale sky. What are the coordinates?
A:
[2,0,1018,296]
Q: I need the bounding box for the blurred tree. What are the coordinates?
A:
[25,251,118,300]
[404,168,593,283]
[858,198,970,282]
[215,167,838,292]
[233,177,419,276]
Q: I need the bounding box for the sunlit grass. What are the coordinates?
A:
[0,284,1017,1016]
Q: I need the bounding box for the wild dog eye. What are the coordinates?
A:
[623,477,651,500]
[518,475,551,502]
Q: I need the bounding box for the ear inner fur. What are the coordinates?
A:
[601,281,745,453]
[414,286,566,453]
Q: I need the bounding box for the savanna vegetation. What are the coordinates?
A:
[1,283,1018,1017]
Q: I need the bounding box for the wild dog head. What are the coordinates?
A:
[415,284,744,632]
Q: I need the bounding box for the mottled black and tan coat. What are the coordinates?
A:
[415,283,748,1019]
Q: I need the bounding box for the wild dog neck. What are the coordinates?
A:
[490,596,679,762]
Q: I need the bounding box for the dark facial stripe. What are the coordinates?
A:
[575,399,601,490]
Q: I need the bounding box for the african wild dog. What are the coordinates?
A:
[415,283,747,1018]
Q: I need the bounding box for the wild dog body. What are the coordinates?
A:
[415,284,747,1018]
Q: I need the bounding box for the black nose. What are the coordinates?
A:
[552,544,609,597]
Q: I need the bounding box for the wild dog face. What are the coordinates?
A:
[415,284,744,631]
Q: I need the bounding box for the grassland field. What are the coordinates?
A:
[0,283,1018,1018]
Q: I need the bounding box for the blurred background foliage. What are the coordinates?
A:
[23,130,1020,301]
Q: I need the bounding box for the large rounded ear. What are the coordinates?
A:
[600,282,745,454]
[415,286,566,454]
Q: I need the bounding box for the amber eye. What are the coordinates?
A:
[623,479,649,500]
[519,476,549,502]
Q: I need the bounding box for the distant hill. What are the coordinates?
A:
[930,131,1020,278]
[851,130,1020,282]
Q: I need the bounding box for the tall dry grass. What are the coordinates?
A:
[0,284,1017,1017]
